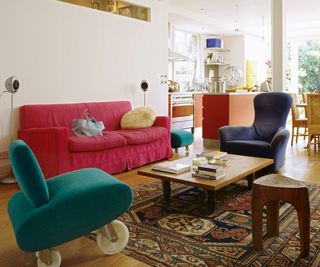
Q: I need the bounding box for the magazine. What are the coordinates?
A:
[152,162,191,174]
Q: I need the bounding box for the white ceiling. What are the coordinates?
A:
[163,0,320,39]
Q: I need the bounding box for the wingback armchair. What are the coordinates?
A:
[219,92,293,172]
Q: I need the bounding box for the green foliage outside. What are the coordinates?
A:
[299,40,320,93]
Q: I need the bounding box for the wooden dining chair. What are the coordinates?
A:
[302,92,308,104]
[301,92,308,118]
[307,94,320,155]
[290,93,308,146]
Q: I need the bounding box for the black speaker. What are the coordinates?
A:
[140,80,149,92]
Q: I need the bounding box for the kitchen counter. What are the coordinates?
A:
[202,91,259,95]
[202,93,257,148]
[169,91,260,95]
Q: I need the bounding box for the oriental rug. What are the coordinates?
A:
[115,181,320,266]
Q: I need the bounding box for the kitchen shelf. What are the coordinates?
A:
[203,42,231,84]
[204,48,230,52]
[205,63,230,66]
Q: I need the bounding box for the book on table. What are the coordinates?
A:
[193,163,225,180]
[192,172,225,180]
[196,150,227,160]
[152,162,191,174]
[196,169,224,177]
[197,164,222,173]
[208,158,227,166]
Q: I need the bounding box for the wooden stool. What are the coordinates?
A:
[252,174,310,258]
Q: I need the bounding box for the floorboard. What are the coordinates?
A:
[0,128,319,266]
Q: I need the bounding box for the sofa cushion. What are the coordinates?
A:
[69,133,127,152]
[114,127,168,145]
[20,101,132,131]
[121,107,156,129]
[226,140,271,158]
[86,101,132,131]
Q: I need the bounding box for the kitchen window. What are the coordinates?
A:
[170,29,198,91]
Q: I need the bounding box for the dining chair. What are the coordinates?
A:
[301,92,309,118]
[307,94,320,155]
[290,93,308,146]
[302,92,308,104]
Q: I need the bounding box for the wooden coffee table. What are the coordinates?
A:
[138,154,274,213]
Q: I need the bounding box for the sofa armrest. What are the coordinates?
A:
[270,128,290,171]
[153,116,172,158]
[153,116,170,131]
[271,128,290,152]
[219,126,256,151]
[18,127,70,178]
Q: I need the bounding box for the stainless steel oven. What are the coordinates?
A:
[169,92,194,133]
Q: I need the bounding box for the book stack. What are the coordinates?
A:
[192,164,225,180]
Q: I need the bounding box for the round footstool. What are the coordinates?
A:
[171,130,194,156]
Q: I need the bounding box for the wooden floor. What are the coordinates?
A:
[0,129,319,267]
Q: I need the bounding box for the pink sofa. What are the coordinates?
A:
[19,101,171,178]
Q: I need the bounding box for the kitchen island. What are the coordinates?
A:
[202,92,259,148]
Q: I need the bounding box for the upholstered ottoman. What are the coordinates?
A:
[171,130,194,156]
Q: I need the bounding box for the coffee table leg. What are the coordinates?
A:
[247,174,254,190]
[162,180,171,206]
[207,190,216,214]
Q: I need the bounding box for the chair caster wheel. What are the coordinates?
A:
[36,249,61,267]
[97,220,129,255]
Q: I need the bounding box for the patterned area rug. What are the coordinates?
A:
[118,181,320,266]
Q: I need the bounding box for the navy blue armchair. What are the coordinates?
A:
[219,92,292,172]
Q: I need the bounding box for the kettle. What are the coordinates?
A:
[210,77,225,93]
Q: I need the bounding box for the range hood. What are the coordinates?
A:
[168,49,191,61]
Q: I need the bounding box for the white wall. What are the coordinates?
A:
[223,35,270,87]
[244,35,270,84]
[223,35,246,85]
[0,0,168,151]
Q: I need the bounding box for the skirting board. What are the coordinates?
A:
[0,159,11,179]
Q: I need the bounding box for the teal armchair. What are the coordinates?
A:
[8,140,133,267]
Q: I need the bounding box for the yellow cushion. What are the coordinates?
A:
[121,107,156,129]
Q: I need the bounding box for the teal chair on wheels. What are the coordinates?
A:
[8,140,133,267]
